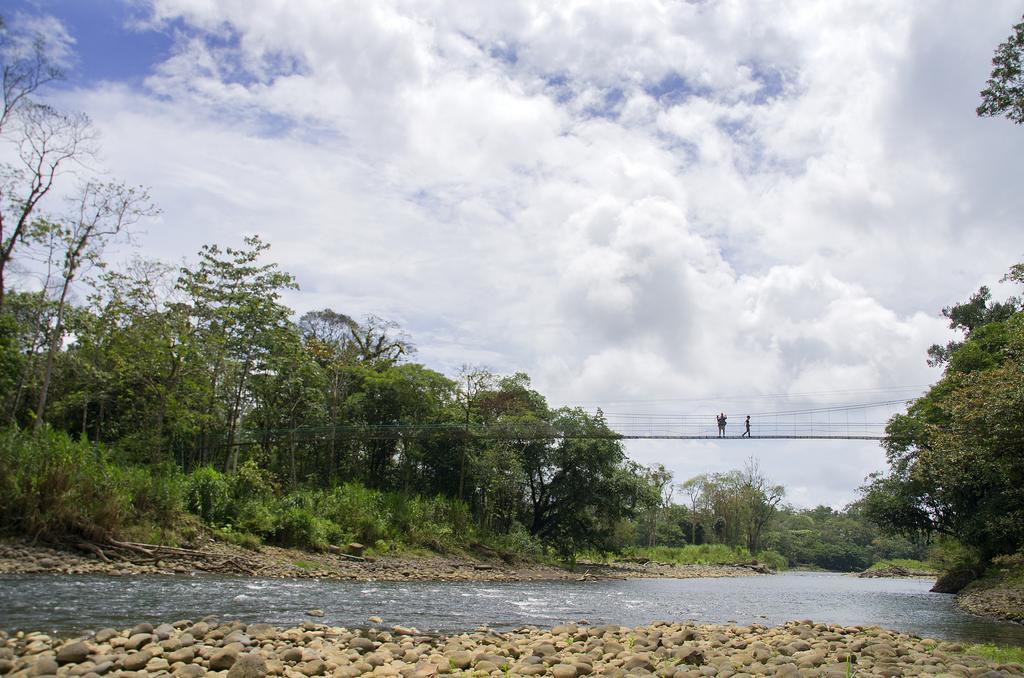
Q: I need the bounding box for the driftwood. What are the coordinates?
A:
[74,542,111,562]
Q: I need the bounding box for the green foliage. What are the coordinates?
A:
[185,466,233,525]
[866,559,935,573]
[978,14,1024,125]
[0,427,183,539]
[626,543,737,564]
[271,504,345,550]
[864,265,1024,566]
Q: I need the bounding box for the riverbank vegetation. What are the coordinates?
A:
[862,264,1024,589]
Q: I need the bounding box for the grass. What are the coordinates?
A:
[960,643,1024,664]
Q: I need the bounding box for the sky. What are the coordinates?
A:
[4,0,1024,508]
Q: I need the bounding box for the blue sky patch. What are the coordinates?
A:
[5,0,174,87]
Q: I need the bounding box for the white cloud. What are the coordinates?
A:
[34,0,1024,506]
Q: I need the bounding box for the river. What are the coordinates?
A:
[2,571,1022,645]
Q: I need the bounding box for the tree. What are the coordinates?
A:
[740,457,785,554]
[1,14,62,133]
[978,14,1024,124]
[0,18,94,308]
[926,285,1020,366]
[33,182,157,428]
[863,264,1024,567]
[176,236,298,470]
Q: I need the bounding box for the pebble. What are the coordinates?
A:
[1,616,1021,678]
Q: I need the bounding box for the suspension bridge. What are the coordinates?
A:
[215,397,911,447]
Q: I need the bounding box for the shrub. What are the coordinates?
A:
[271,506,344,550]
[0,427,132,539]
[185,466,233,525]
[234,497,277,536]
[121,463,187,526]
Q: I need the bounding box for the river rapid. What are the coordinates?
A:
[2,571,1022,646]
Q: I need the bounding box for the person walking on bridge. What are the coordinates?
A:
[717,412,727,437]
[741,415,751,438]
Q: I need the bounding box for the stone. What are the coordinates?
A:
[130,623,155,636]
[280,648,303,663]
[94,629,118,644]
[209,647,241,671]
[247,625,276,642]
[90,661,113,675]
[450,651,473,669]
[166,647,196,664]
[297,659,326,676]
[222,632,252,647]
[226,654,268,678]
[552,664,577,678]
[30,656,60,676]
[174,665,207,678]
[624,654,654,671]
[57,642,91,665]
[126,634,153,651]
[154,624,176,641]
[347,638,375,653]
[145,657,170,671]
[122,651,153,672]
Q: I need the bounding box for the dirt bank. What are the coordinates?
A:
[0,539,766,583]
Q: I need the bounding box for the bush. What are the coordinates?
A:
[486,522,543,559]
[271,506,345,550]
[318,483,389,544]
[121,463,186,526]
[234,497,277,536]
[185,466,233,525]
[0,428,135,539]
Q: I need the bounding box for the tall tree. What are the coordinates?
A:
[176,236,297,471]
[0,18,94,308]
[863,264,1024,567]
[978,14,1024,124]
[34,182,157,428]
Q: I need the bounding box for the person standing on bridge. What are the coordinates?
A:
[741,415,751,438]
[717,412,727,437]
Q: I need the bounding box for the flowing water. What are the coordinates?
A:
[2,571,1022,645]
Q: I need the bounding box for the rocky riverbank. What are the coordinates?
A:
[857,565,937,579]
[0,540,764,583]
[2,616,1020,677]
[954,555,1024,624]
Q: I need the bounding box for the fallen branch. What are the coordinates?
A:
[74,542,110,563]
